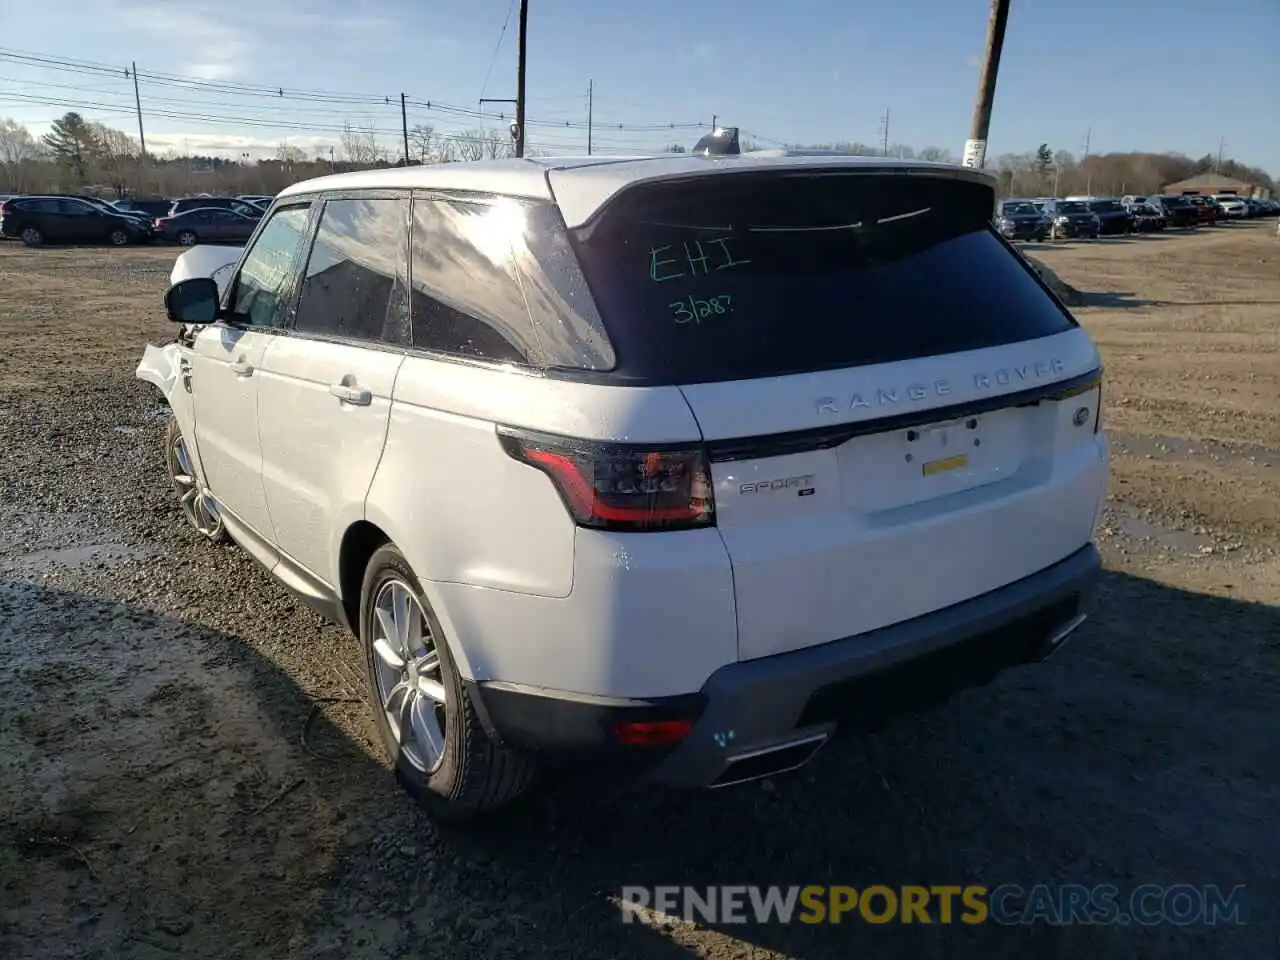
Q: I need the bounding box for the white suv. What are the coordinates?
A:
[138,154,1109,817]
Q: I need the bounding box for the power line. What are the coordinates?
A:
[479,0,517,104]
[0,47,704,132]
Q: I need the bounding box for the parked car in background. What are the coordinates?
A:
[1041,199,1101,239]
[0,195,152,246]
[995,198,1050,240]
[1087,198,1133,236]
[113,198,175,219]
[1241,197,1268,218]
[1128,203,1166,232]
[1212,196,1249,219]
[1147,195,1198,229]
[153,207,261,245]
[168,197,267,218]
[72,195,153,224]
[237,194,274,207]
[1184,195,1218,225]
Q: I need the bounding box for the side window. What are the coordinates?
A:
[408,197,614,369]
[293,197,409,345]
[227,204,312,328]
[58,200,92,216]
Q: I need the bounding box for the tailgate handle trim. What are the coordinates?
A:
[705,366,1102,463]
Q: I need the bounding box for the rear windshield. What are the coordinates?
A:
[1091,200,1122,211]
[1001,201,1040,215]
[570,172,1075,384]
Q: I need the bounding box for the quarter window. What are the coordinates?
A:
[409,197,614,369]
[227,203,311,328]
[294,197,410,345]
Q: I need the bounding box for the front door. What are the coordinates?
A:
[189,201,313,543]
[257,195,409,587]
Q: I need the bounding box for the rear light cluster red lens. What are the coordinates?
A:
[498,428,715,532]
[612,719,693,746]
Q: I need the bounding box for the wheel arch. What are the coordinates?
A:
[338,519,390,634]
[338,519,478,681]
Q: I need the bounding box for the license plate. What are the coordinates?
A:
[922,453,969,477]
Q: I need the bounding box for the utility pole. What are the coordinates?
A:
[514,0,529,157]
[879,108,890,156]
[712,113,717,130]
[586,79,593,155]
[400,93,410,164]
[1215,137,1225,174]
[130,62,146,159]
[1082,128,1092,195]
[963,0,1012,168]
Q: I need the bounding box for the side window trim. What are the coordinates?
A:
[222,200,317,330]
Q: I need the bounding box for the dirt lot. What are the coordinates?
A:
[1,222,1277,959]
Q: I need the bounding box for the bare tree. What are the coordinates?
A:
[86,122,140,196]
[917,146,953,163]
[275,143,307,164]
[435,138,457,164]
[482,131,515,160]
[340,121,381,165]
[0,118,43,191]
[452,130,485,163]
[408,124,435,164]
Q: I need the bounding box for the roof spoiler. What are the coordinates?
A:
[691,127,740,156]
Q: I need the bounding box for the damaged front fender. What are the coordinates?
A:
[136,341,185,398]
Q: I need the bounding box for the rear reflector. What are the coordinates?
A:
[498,428,715,532]
[611,718,694,746]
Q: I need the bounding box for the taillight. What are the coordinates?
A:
[0,201,9,216]
[497,428,715,532]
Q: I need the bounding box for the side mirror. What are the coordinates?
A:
[165,277,221,324]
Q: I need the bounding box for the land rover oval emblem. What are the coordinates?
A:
[1073,406,1091,427]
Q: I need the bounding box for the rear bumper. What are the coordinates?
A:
[465,542,1101,787]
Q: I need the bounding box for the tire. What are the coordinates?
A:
[177,230,198,246]
[19,226,42,247]
[360,543,536,818]
[109,228,130,246]
[164,416,228,542]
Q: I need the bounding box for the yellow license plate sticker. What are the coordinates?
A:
[922,454,969,477]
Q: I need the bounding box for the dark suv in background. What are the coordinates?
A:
[0,195,152,246]
[995,198,1051,240]
[1146,195,1198,229]
[1041,199,1100,239]
[1087,198,1134,236]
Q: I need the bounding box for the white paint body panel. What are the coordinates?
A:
[689,329,1107,661]
[256,336,404,588]
[188,326,274,539]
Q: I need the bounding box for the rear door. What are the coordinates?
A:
[570,168,1107,661]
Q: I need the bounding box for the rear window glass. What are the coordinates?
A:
[570,172,1075,384]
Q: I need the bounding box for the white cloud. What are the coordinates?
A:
[146,132,340,159]
[105,0,250,80]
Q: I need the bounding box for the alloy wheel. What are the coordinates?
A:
[370,578,447,773]
[168,432,224,539]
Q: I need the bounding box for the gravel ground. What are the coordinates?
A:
[1,224,1278,959]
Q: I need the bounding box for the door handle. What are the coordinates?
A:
[230,358,254,377]
[329,383,372,406]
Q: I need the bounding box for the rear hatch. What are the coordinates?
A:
[570,167,1106,661]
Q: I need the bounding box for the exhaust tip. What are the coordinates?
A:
[1035,613,1088,662]
[709,730,831,789]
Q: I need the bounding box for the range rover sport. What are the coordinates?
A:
[138,153,1109,818]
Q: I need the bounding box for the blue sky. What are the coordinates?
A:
[3,0,1277,173]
